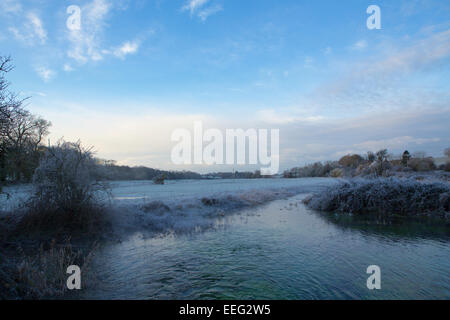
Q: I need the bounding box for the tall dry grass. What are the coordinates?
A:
[0,239,97,299]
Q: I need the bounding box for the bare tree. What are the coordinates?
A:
[0,56,26,182]
[367,151,376,163]
[0,55,51,182]
[375,149,389,176]
[7,111,51,180]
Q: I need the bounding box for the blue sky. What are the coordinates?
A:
[1,0,449,172]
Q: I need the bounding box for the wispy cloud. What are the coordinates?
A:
[364,29,450,76]
[310,29,450,113]
[0,0,22,14]
[66,0,146,64]
[63,64,75,72]
[67,0,112,63]
[351,39,368,51]
[35,66,55,82]
[198,5,223,21]
[354,136,441,152]
[8,12,47,45]
[114,40,140,59]
[27,12,47,43]
[182,0,210,14]
[182,0,222,21]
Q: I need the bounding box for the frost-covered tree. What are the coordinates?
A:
[25,140,109,231]
[375,149,389,176]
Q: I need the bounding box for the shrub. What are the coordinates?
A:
[201,197,220,206]
[408,157,436,172]
[141,200,170,213]
[329,168,343,178]
[304,178,450,218]
[19,140,110,234]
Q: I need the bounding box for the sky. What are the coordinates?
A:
[1,0,449,173]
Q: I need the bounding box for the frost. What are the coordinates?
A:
[305,178,450,218]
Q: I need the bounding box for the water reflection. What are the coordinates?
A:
[313,208,450,242]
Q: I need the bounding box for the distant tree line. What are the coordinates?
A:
[93,163,269,181]
[204,170,265,179]
[94,159,203,181]
[284,148,450,178]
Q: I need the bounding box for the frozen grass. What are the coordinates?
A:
[107,178,338,235]
[0,239,96,299]
[304,178,450,218]
[115,188,300,235]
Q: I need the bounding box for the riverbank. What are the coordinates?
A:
[78,194,450,299]
[1,177,449,299]
[0,178,336,299]
[303,178,450,220]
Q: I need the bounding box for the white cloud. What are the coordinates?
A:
[182,0,222,21]
[256,109,324,124]
[310,29,450,114]
[198,5,223,21]
[63,64,75,72]
[365,29,450,76]
[66,0,145,64]
[0,0,22,14]
[354,136,441,152]
[182,0,210,14]
[351,40,368,51]
[35,66,55,82]
[27,12,47,43]
[35,99,449,171]
[114,40,140,59]
[67,0,112,63]
[8,12,47,45]
[8,27,24,42]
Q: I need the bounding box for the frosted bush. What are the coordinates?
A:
[22,140,109,232]
[304,178,450,218]
[330,168,343,178]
